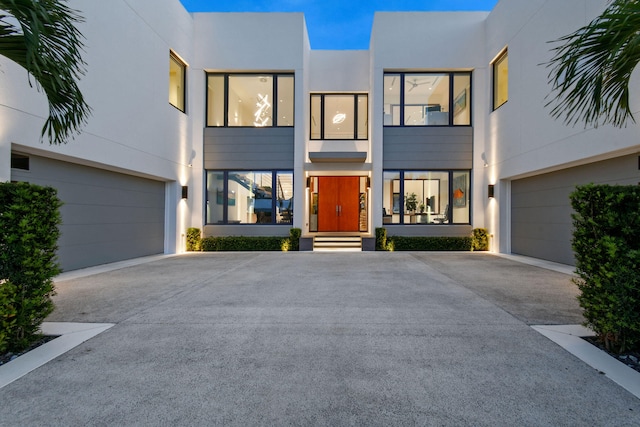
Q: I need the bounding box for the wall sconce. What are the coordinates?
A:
[181,186,188,199]
[306,177,311,188]
[488,184,495,198]
[366,177,371,188]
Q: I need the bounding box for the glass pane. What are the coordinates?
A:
[453,74,471,125]
[228,75,273,127]
[494,52,508,109]
[404,171,449,224]
[206,75,225,126]
[310,95,321,139]
[169,55,185,111]
[228,171,273,224]
[277,75,294,127]
[452,171,470,223]
[404,74,450,126]
[206,171,225,224]
[324,95,355,139]
[383,74,400,125]
[276,172,293,224]
[383,171,400,224]
[357,94,368,139]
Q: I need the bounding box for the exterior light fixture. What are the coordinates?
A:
[488,184,495,198]
[181,186,188,199]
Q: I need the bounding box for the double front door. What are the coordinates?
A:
[317,176,360,232]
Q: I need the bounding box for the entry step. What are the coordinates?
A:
[313,236,362,252]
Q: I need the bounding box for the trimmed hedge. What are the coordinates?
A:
[0,182,62,353]
[387,236,472,251]
[571,184,640,353]
[288,228,301,251]
[375,227,389,251]
[201,235,290,251]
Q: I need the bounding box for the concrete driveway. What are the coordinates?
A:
[1,252,639,426]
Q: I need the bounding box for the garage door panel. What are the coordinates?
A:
[511,154,640,265]
[11,154,165,271]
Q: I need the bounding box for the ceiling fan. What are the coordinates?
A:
[407,79,431,92]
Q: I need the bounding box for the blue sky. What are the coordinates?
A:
[179,0,499,49]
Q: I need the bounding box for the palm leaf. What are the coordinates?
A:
[0,0,91,144]
[545,0,640,128]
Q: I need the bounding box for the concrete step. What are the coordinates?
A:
[313,236,362,252]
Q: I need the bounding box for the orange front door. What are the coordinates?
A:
[317,177,360,232]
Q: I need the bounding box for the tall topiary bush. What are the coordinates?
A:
[472,228,489,251]
[0,182,62,353]
[186,227,201,251]
[570,184,640,353]
[375,227,388,251]
[288,228,301,251]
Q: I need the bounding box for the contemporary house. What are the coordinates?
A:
[1,0,638,271]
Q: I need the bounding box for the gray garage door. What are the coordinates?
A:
[511,153,640,266]
[11,153,165,271]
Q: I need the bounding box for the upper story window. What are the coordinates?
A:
[207,73,294,127]
[492,49,508,110]
[169,52,186,112]
[310,94,368,140]
[383,72,471,126]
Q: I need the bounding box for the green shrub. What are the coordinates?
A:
[200,236,289,251]
[186,227,201,251]
[571,184,640,353]
[472,228,489,251]
[0,182,62,353]
[375,227,388,251]
[387,236,472,251]
[288,228,301,252]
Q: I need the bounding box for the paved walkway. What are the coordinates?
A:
[1,252,639,426]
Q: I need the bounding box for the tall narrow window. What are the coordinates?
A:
[169,52,186,112]
[493,50,508,110]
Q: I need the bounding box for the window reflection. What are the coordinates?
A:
[310,94,368,139]
[206,170,293,225]
[382,170,470,224]
[169,53,186,112]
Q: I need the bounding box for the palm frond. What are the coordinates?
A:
[545,0,640,128]
[0,0,91,144]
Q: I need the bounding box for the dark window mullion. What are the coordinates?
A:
[223,75,229,127]
[271,173,277,224]
[399,171,405,224]
[399,75,405,127]
[353,94,358,139]
[320,95,325,140]
[223,171,229,224]
[449,73,454,126]
[273,76,278,127]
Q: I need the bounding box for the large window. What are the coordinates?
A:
[169,52,186,112]
[493,50,508,110]
[383,72,471,126]
[207,73,294,127]
[206,170,293,225]
[310,94,368,139]
[382,170,470,224]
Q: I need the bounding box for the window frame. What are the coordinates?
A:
[382,170,471,225]
[206,73,295,128]
[492,49,508,111]
[310,93,368,140]
[205,170,294,225]
[169,51,187,113]
[383,72,472,127]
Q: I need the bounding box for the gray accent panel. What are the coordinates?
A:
[11,155,165,271]
[383,127,473,169]
[203,225,290,237]
[204,127,294,170]
[386,224,472,238]
[511,153,640,266]
[309,152,367,163]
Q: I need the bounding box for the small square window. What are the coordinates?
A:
[169,52,186,112]
[493,50,508,110]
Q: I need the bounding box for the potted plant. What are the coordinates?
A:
[418,202,425,213]
[405,192,418,213]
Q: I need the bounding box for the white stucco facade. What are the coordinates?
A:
[2,0,638,269]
